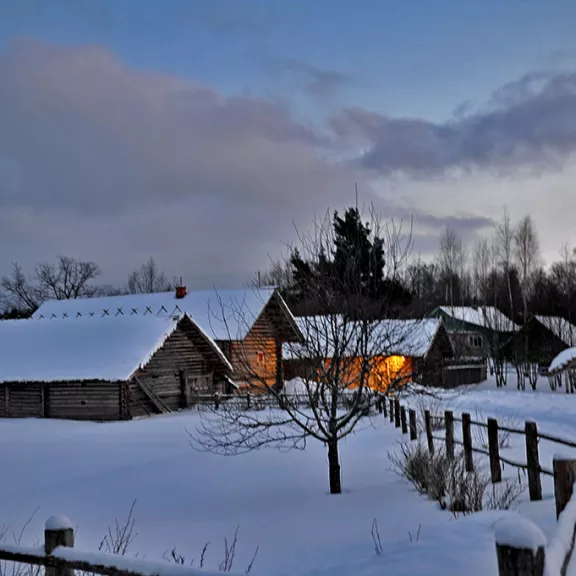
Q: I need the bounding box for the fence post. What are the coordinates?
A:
[45,516,75,576]
[389,398,394,423]
[214,393,220,410]
[488,418,502,483]
[424,410,434,454]
[400,406,408,434]
[246,393,251,410]
[444,410,454,459]
[462,412,474,472]
[394,399,401,428]
[525,421,542,502]
[553,456,576,519]
[494,517,546,576]
[377,396,383,414]
[409,409,418,440]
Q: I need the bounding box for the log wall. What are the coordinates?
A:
[47,382,121,421]
[229,312,279,389]
[0,381,121,421]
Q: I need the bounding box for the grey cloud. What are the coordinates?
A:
[0,39,372,287]
[0,39,337,216]
[414,213,494,232]
[332,69,576,176]
[0,39,506,288]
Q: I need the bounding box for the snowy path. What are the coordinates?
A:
[2,381,576,576]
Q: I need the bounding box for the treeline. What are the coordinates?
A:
[3,206,575,326]
[0,257,173,318]
[257,207,576,324]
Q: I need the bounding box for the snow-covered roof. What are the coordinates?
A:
[549,347,576,374]
[32,288,280,341]
[438,306,518,332]
[0,315,191,383]
[283,317,447,360]
[534,316,576,347]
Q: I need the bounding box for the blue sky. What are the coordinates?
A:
[2,0,576,120]
[1,0,576,285]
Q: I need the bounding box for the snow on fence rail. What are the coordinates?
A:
[0,516,228,576]
[384,397,576,575]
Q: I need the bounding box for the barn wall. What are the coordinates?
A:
[47,381,121,421]
[132,326,217,413]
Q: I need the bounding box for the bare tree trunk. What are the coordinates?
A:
[327,437,342,494]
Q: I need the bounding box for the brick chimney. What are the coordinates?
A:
[175,277,187,299]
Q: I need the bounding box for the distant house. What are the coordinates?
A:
[283,317,455,390]
[508,315,576,368]
[32,286,302,391]
[428,306,518,359]
[0,314,232,421]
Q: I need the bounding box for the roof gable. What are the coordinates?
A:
[534,315,576,347]
[0,315,186,383]
[437,306,518,332]
[32,288,281,341]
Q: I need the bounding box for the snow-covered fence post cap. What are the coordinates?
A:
[45,516,75,576]
[494,516,546,576]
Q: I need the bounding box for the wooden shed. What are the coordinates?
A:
[507,315,576,369]
[283,317,455,390]
[429,305,518,360]
[32,286,302,392]
[0,314,232,421]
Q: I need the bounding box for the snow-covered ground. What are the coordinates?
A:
[2,375,576,576]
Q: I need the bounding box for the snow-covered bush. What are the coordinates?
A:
[388,442,523,516]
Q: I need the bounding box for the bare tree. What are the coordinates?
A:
[514,215,540,323]
[0,256,103,313]
[438,227,466,306]
[190,209,427,495]
[127,258,172,294]
[494,208,515,315]
[251,258,293,289]
[472,238,492,303]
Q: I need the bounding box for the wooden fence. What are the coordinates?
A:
[0,517,221,576]
[190,392,363,412]
[383,396,576,575]
[382,395,576,502]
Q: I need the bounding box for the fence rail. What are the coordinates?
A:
[0,518,220,576]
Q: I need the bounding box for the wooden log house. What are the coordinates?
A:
[0,314,233,421]
[283,317,455,390]
[32,286,302,393]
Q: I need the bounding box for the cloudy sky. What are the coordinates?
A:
[1,0,576,289]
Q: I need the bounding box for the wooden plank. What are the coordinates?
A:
[526,421,543,501]
[445,410,454,459]
[133,377,171,414]
[424,410,434,454]
[488,418,502,483]
[462,412,474,472]
[409,409,417,440]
